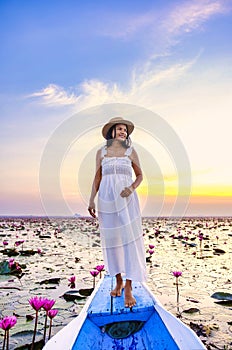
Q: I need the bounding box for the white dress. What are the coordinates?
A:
[98,146,147,282]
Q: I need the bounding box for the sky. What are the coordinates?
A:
[0,0,232,217]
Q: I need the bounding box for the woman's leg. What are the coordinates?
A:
[124,279,136,307]
[110,273,124,297]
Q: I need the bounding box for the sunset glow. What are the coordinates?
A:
[0,0,231,216]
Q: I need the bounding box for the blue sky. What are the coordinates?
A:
[0,0,232,216]
[1,0,231,93]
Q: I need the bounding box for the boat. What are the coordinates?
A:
[43,275,206,349]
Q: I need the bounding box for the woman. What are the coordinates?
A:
[88,117,146,308]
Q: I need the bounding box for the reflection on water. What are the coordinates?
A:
[0,216,231,349]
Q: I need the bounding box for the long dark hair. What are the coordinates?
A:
[106,124,131,148]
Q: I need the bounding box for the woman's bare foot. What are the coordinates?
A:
[124,280,136,308]
[110,283,124,297]
[110,274,124,297]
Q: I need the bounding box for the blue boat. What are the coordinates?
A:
[43,275,206,349]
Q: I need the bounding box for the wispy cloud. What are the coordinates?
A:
[28,84,80,106]
[99,0,229,41]
[130,55,199,95]
[27,80,125,107]
[93,0,231,76]
[27,56,198,109]
[26,0,230,109]
[163,0,229,35]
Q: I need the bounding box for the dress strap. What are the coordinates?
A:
[125,147,133,157]
[101,146,107,158]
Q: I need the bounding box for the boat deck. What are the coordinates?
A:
[72,276,179,350]
[88,275,154,325]
[43,275,206,350]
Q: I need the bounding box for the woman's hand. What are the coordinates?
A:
[88,202,96,218]
[120,186,134,198]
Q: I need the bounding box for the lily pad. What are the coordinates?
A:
[183,308,200,314]
[62,290,86,301]
[186,297,199,303]
[19,249,37,256]
[146,256,152,263]
[189,322,212,337]
[181,241,197,248]
[0,260,11,274]
[79,287,94,296]
[211,292,232,301]
[39,277,60,285]
[39,234,51,239]
[214,300,232,306]
[2,248,19,257]
[213,248,226,255]
[13,332,44,350]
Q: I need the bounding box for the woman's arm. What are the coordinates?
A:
[130,148,143,190]
[120,148,143,198]
[88,149,102,218]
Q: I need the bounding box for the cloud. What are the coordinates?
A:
[27,55,198,110]
[26,1,230,109]
[79,80,125,103]
[27,80,125,107]
[64,59,201,112]
[130,56,198,94]
[28,84,80,106]
[163,0,229,36]
[98,0,230,43]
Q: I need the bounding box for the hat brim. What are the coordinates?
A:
[102,119,134,139]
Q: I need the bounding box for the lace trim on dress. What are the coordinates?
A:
[101,146,133,176]
[102,163,132,176]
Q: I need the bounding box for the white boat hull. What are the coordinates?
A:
[43,275,206,350]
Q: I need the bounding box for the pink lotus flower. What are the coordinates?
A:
[90,270,99,277]
[3,240,8,246]
[16,264,21,271]
[0,315,17,330]
[42,299,56,341]
[68,275,76,288]
[149,249,154,255]
[29,296,45,311]
[8,259,22,274]
[0,315,17,350]
[29,296,46,348]
[172,271,182,314]
[48,309,58,319]
[90,270,99,288]
[172,271,182,278]
[149,244,155,249]
[95,265,104,272]
[8,258,15,268]
[154,229,160,236]
[95,265,105,278]
[68,276,76,284]
[15,240,24,247]
[47,309,58,340]
[42,299,56,311]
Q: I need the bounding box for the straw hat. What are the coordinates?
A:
[102,117,134,139]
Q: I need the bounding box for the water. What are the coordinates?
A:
[0,217,231,349]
